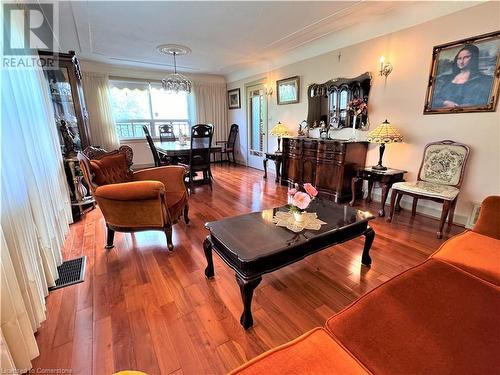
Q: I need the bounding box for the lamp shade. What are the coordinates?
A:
[366,119,403,144]
[270,122,291,137]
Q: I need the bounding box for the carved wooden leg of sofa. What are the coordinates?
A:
[165,226,174,251]
[184,205,190,224]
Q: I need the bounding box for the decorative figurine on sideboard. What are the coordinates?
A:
[298,120,308,137]
[319,120,329,139]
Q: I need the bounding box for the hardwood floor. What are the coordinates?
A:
[32,164,462,374]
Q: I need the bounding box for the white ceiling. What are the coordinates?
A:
[57,1,482,80]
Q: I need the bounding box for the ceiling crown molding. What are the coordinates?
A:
[225,1,484,83]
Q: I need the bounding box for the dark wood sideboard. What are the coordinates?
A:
[281,138,368,203]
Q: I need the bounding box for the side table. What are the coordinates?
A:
[350,167,407,217]
[263,152,283,183]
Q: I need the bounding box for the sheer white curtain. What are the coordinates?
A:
[192,81,229,143]
[82,72,120,150]
[1,19,71,371]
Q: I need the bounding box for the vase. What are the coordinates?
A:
[293,211,305,223]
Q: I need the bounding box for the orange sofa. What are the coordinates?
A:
[230,196,500,375]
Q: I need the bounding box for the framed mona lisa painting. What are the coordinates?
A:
[424,30,500,114]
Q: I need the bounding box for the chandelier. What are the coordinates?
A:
[157,44,192,93]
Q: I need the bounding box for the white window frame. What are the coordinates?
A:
[109,78,191,141]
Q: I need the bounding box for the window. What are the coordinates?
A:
[109,79,190,140]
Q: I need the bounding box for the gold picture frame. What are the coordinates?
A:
[276,76,300,105]
[423,30,500,114]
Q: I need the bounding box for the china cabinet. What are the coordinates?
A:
[39,50,94,220]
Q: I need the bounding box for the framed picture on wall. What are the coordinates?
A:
[276,76,300,105]
[423,30,500,114]
[228,88,241,109]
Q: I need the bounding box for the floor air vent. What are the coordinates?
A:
[49,256,87,291]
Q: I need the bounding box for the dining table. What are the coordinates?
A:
[154,141,223,162]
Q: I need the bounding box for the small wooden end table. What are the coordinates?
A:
[350,167,407,217]
[263,152,283,182]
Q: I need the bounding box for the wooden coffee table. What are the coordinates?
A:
[203,200,375,329]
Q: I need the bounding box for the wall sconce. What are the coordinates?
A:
[265,84,273,96]
[379,56,393,78]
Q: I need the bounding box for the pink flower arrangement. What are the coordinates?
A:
[288,183,318,212]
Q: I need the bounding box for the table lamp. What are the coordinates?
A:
[270,122,291,153]
[366,119,403,170]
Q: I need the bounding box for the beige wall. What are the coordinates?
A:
[80,60,226,166]
[228,1,500,225]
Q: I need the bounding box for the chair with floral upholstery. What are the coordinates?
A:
[78,145,189,251]
[387,140,470,238]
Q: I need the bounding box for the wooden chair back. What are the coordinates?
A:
[159,124,177,142]
[142,125,162,167]
[227,123,239,150]
[190,124,213,171]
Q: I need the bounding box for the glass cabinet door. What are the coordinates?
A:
[328,89,338,128]
[44,67,82,153]
[339,87,348,128]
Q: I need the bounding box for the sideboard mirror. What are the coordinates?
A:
[307,72,372,131]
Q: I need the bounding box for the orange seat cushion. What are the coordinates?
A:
[228,328,369,375]
[325,260,500,375]
[431,231,500,286]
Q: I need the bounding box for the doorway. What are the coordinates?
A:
[246,83,267,170]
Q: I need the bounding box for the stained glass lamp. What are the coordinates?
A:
[270,122,291,152]
[366,119,403,170]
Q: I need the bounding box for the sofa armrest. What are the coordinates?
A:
[95,181,164,201]
[473,196,500,239]
[133,166,187,194]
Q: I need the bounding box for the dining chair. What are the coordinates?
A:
[188,124,214,190]
[215,123,239,164]
[159,124,177,143]
[142,124,170,166]
[387,140,470,238]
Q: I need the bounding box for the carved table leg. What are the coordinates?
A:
[362,226,375,266]
[236,274,262,329]
[263,159,268,179]
[366,180,374,203]
[203,237,215,278]
[349,177,361,207]
[378,182,391,217]
[275,159,282,183]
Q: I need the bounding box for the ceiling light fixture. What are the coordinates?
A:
[157,44,192,93]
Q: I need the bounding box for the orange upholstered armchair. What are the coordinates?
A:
[78,145,189,251]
